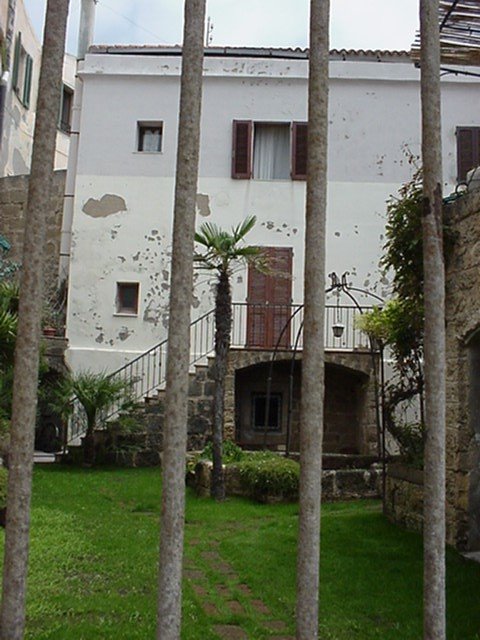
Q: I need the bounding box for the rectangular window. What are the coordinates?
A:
[253,123,290,180]
[12,33,33,109]
[231,120,307,180]
[116,283,139,315]
[457,126,480,182]
[137,122,163,152]
[252,393,282,432]
[59,85,73,133]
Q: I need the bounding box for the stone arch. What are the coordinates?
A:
[230,353,377,455]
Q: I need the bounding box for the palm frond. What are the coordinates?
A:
[194,215,261,274]
[232,215,256,242]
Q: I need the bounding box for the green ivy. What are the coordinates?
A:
[199,440,245,464]
[358,166,455,467]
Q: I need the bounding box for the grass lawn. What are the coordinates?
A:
[4,466,479,639]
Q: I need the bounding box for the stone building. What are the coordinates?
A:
[444,188,480,551]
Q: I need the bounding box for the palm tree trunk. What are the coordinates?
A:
[156,1,205,639]
[211,270,231,501]
[296,1,329,638]
[0,1,70,638]
[83,419,96,466]
[420,2,446,638]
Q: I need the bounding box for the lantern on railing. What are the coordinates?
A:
[332,293,344,339]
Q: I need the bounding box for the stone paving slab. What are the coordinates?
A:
[187,541,291,639]
[213,624,248,639]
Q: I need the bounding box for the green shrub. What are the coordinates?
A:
[0,466,8,509]
[236,453,299,499]
[200,440,245,464]
[395,422,424,469]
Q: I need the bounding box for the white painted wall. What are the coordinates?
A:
[0,0,75,176]
[66,49,480,374]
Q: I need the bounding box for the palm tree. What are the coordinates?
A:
[195,215,264,501]
[0,1,70,637]
[52,371,132,465]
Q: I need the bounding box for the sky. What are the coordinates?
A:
[24,0,420,55]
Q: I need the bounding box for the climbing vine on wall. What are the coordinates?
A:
[359,167,455,465]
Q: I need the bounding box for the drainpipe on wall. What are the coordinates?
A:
[58,0,97,281]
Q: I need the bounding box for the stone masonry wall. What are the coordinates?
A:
[224,348,379,455]
[384,464,424,534]
[0,170,66,284]
[195,459,382,502]
[444,189,480,550]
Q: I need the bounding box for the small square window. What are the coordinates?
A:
[116,283,139,315]
[252,393,282,432]
[137,122,163,152]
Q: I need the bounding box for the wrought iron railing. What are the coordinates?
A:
[67,302,372,444]
[67,308,216,443]
[231,302,371,351]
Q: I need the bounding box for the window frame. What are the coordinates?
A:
[115,282,140,316]
[12,32,33,109]
[251,392,283,433]
[456,126,480,183]
[252,121,291,181]
[231,120,308,181]
[136,121,164,154]
[59,84,73,134]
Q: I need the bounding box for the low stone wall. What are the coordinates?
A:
[0,171,66,282]
[194,460,382,503]
[59,444,162,467]
[384,463,423,534]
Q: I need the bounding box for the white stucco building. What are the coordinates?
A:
[66,45,480,374]
[59,44,480,454]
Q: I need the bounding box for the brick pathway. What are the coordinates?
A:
[183,539,294,639]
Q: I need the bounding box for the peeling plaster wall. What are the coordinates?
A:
[66,52,480,372]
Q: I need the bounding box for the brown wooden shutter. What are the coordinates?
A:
[246,247,293,348]
[232,120,252,179]
[291,122,308,180]
[457,126,480,182]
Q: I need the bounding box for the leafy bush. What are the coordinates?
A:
[200,440,245,464]
[393,422,425,468]
[236,452,299,499]
[0,466,8,509]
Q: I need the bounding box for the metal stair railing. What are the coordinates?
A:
[67,308,216,444]
[66,302,372,444]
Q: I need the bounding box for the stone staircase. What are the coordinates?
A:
[140,360,215,451]
[78,360,217,466]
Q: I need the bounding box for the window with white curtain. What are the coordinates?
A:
[253,123,290,180]
[137,122,163,152]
